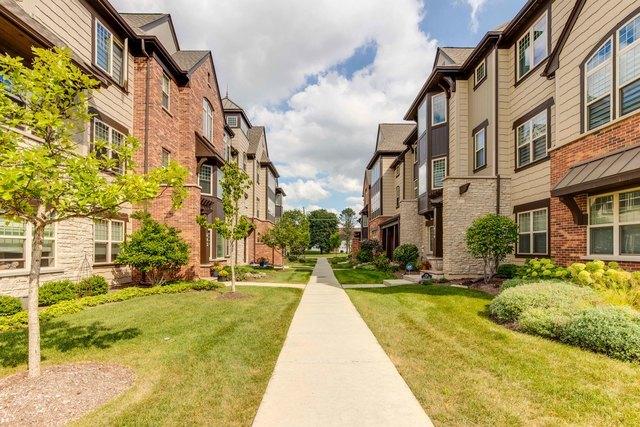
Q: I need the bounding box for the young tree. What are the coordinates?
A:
[260,209,310,257]
[329,232,342,253]
[116,212,190,285]
[308,209,339,254]
[465,214,519,283]
[0,48,187,377]
[198,162,252,293]
[339,208,356,253]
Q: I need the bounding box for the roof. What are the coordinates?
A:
[120,13,167,33]
[247,126,265,155]
[377,124,416,151]
[552,144,640,197]
[171,50,209,73]
[440,47,475,65]
[222,97,243,111]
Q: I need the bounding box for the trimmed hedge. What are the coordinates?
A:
[0,295,22,317]
[0,280,222,333]
[76,275,109,298]
[39,280,76,306]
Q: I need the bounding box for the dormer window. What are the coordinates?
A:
[226,115,238,127]
[517,11,548,80]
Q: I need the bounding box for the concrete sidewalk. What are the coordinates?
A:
[253,258,432,427]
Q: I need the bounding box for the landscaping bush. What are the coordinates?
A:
[559,306,640,362]
[501,277,566,290]
[329,255,350,265]
[519,258,569,280]
[489,281,600,324]
[39,279,76,306]
[373,254,391,272]
[566,260,640,309]
[0,295,22,317]
[287,254,299,262]
[76,275,108,297]
[465,214,518,283]
[357,239,382,263]
[496,263,519,279]
[393,244,420,269]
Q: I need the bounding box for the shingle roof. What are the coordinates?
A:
[120,13,167,34]
[222,97,243,111]
[171,50,209,73]
[376,124,416,152]
[440,47,475,65]
[247,126,265,154]
[493,21,510,32]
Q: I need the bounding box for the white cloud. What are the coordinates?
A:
[281,179,330,204]
[346,196,364,214]
[465,0,487,32]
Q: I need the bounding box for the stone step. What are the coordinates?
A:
[383,279,416,287]
[402,274,423,283]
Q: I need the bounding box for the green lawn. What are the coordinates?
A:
[238,260,313,284]
[347,285,640,426]
[0,287,302,425]
[332,266,395,285]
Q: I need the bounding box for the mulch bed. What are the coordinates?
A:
[449,277,504,296]
[0,363,134,426]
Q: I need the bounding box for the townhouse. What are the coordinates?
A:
[222,97,285,266]
[362,0,640,276]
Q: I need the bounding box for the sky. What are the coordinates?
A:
[113,0,525,216]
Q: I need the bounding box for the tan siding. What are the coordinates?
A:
[448,90,458,175]
[381,157,396,216]
[468,49,495,176]
[454,79,469,175]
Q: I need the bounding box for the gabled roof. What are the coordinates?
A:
[222,96,253,128]
[247,126,265,155]
[376,123,416,152]
[439,47,475,65]
[171,50,209,74]
[120,13,167,32]
[544,0,586,77]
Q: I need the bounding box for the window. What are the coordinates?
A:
[396,186,400,208]
[517,12,548,80]
[619,15,640,116]
[371,191,381,213]
[161,148,170,167]
[586,39,613,130]
[516,111,547,168]
[474,127,486,170]
[475,60,487,86]
[268,172,276,192]
[370,160,381,184]
[226,115,238,127]
[202,99,213,141]
[431,93,447,125]
[94,119,125,174]
[361,215,369,228]
[94,219,124,264]
[95,20,124,84]
[215,231,225,259]
[216,167,224,199]
[431,158,446,189]
[418,163,427,195]
[588,189,640,257]
[417,99,428,136]
[161,74,170,110]
[518,208,548,255]
[268,197,276,218]
[199,164,213,195]
[0,218,26,269]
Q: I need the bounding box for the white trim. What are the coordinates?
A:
[94,19,124,84]
[517,208,548,255]
[516,11,548,81]
[617,13,640,118]
[161,73,171,110]
[473,127,486,170]
[431,92,447,125]
[199,164,214,196]
[93,119,125,174]
[587,188,640,258]
[474,59,486,86]
[516,110,548,168]
[93,219,125,264]
[431,157,447,190]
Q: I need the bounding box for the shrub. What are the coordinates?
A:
[465,214,518,283]
[519,258,569,280]
[496,263,519,279]
[373,254,391,271]
[489,281,600,324]
[0,295,22,317]
[76,275,108,297]
[393,244,420,269]
[39,280,76,306]
[116,212,190,285]
[357,239,382,263]
[559,306,640,362]
[329,255,349,265]
[501,277,566,290]
[566,260,640,309]
[287,254,299,262]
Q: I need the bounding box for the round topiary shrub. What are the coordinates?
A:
[393,244,420,269]
[558,306,640,362]
[39,279,77,306]
[76,275,109,297]
[489,281,600,324]
[0,295,22,317]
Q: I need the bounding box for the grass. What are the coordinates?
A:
[330,260,395,285]
[237,260,313,284]
[0,287,302,425]
[346,285,640,426]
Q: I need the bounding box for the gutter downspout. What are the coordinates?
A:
[142,39,151,175]
[494,43,501,215]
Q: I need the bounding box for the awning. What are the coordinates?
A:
[195,132,225,165]
[552,145,640,197]
[380,215,400,229]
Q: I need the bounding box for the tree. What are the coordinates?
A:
[260,209,310,257]
[116,212,190,285]
[465,214,518,283]
[308,209,339,254]
[0,48,187,377]
[198,162,253,293]
[340,208,356,253]
[329,232,342,253]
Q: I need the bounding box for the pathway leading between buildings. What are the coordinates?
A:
[253,258,432,427]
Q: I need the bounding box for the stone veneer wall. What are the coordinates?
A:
[442,176,511,278]
[398,199,422,253]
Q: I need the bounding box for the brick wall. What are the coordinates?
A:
[246,219,283,266]
[550,112,640,269]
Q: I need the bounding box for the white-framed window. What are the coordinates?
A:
[418,163,427,195]
[0,219,55,270]
[431,158,446,189]
[517,208,548,255]
[474,127,486,170]
[202,99,214,141]
[371,191,381,213]
[619,14,640,117]
[585,38,613,130]
[431,93,447,125]
[418,99,428,136]
[161,148,170,167]
[216,167,224,199]
[475,59,487,86]
[226,115,238,127]
[516,111,547,168]
[588,189,640,257]
[268,171,276,192]
[199,164,213,195]
[370,159,381,184]
[161,74,170,110]
[94,19,124,85]
[517,11,548,80]
[94,219,124,264]
[94,119,125,174]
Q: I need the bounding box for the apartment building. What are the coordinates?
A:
[223,97,285,266]
[122,13,229,278]
[363,0,640,276]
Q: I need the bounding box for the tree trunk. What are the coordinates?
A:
[28,218,45,378]
[483,258,489,284]
[230,210,238,293]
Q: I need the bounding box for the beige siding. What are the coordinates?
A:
[556,0,640,145]
[452,79,469,176]
[381,156,396,216]
[448,90,458,174]
[467,49,496,176]
[403,150,416,200]
[497,49,512,176]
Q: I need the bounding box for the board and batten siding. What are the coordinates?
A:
[556,0,640,146]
